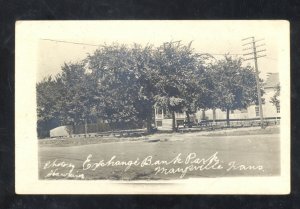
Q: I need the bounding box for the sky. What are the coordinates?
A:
[37,21,288,82]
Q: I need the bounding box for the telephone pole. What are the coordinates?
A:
[242,37,266,129]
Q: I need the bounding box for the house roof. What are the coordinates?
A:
[264,73,279,88]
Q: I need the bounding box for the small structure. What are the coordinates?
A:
[154,108,186,130]
[50,126,72,138]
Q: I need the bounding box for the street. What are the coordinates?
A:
[39,133,280,180]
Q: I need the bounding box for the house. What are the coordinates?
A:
[203,73,280,121]
[154,73,280,129]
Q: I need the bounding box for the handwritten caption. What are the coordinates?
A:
[43,152,264,179]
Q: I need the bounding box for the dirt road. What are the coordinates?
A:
[39,134,280,180]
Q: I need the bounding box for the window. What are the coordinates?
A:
[157,108,162,114]
[231,110,234,114]
[177,120,184,126]
[156,121,162,127]
[255,106,260,117]
[276,105,280,113]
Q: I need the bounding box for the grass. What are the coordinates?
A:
[39,125,279,147]
[204,125,279,136]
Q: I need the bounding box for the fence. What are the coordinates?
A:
[178,117,280,132]
[207,117,280,127]
[67,117,280,138]
[73,121,144,135]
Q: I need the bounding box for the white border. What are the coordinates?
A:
[15,20,290,194]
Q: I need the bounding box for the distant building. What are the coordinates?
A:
[154,73,280,129]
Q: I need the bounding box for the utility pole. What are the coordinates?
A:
[242,37,266,129]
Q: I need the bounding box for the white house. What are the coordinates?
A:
[203,73,280,121]
[154,73,280,129]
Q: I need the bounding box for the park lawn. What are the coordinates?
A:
[39,126,279,147]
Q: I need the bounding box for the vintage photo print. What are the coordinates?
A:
[15,20,290,194]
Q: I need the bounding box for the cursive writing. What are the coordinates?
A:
[154,152,223,178]
[42,152,264,180]
[227,161,264,172]
[43,159,84,179]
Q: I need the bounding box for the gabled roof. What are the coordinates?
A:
[264,73,279,88]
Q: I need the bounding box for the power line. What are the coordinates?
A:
[41,38,101,47]
[41,38,249,56]
[42,38,276,64]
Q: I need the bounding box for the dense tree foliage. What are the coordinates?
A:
[37,76,62,137]
[152,41,207,131]
[37,42,262,137]
[209,56,263,126]
[270,84,280,108]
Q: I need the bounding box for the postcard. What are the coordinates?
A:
[15,20,290,194]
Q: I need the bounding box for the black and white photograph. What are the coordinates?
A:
[15,21,290,194]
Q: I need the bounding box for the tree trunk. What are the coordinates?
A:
[84,118,88,137]
[72,123,75,135]
[186,111,191,127]
[172,110,176,132]
[226,108,230,127]
[213,108,216,123]
[109,119,114,135]
[146,113,152,134]
[201,110,206,120]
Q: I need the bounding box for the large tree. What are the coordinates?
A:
[129,44,160,132]
[182,55,215,126]
[37,62,100,137]
[57,62,98,126]
[39,43,263,137]
[36,76,63,138]
[86,44,139,125]
[210,56,263,126]
[153,41,206,131]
